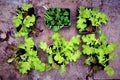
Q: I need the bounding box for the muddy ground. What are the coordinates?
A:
[0,0,120,80]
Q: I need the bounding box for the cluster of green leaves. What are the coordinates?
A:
[8,37,45,74]
[39,33,81,73]
[12,3,35,37]
[77,6,108,32]
[44,8,71,32]
[9,4,117,76]
[82,31,117,76]
[8,4,46,74]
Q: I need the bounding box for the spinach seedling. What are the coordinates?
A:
[44,8,71,32]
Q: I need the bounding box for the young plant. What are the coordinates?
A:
[44,8,71,32]
[77,6,108,33]
[82,31,117,76]
[39,33,81,73]
[8,37,45,74]
[12,3,35,37]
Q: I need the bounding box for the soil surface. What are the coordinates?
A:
[0,0,120,80]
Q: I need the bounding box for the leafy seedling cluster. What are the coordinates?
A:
[76,6,117,77]
[8,4,46,74]
[44,8,71,32]
[39,33,81,73]
[8,37,45,74]
[12,3,35,37]
[8,3,117,77]
[82,30,117,76]
[77,6,108,33]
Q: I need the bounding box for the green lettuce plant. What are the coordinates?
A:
[9,3,46,74]
[77,6,108,32]
[12,3,35,37]
[82,31,117,76]
[39,33,81,73]
[8,37,45,74]
[44,8,71,32]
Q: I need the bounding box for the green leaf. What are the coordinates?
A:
[7,58,15,63]
[72,50,81,61]
[17,43,25,49]
[60,16,64,20]
[52,32,60,40]
[48,55,53,63]
[29,50,37,56]
[46,24,51,28]
[39,42,48,51]
[22,3,33,11]
[109,53,117,60]
[53,26,59,32]
[99,33,106,41]
[56,8,61,13]
[12,16,22,27]
[52,62,60,69]
[57,21,62,26]
[60,64,65,73]
[50,20,55,26]
[34,61,45,71]
[44,15,53,21]
[45,63,52,71]
[79,6,86,13]
[39,63,46,71]
[70,35,80,44]
[97,53,105,64]
[23,15,35,27]
[105,42,117,54]
[82,34,96,44]
[20,54,28,61]
[82,45,95,55]
[63,11,69,16]
[17,62,31,74]
[54,54,64,64]
[14,32,28,37]
[85,56,96,65]
[25,37,34,50]
[104,66,114,76]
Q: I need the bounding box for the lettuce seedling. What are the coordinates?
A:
[22,3,33,11]
[8,37,45,74]
[12,3,35,37]
[82,31,117,76]
[39,33,81,73]
[44,8,71,32]
[77,6,108,32]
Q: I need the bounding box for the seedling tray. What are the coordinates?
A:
[44,8,71,31]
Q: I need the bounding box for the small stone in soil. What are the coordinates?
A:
[0,33,6,39]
